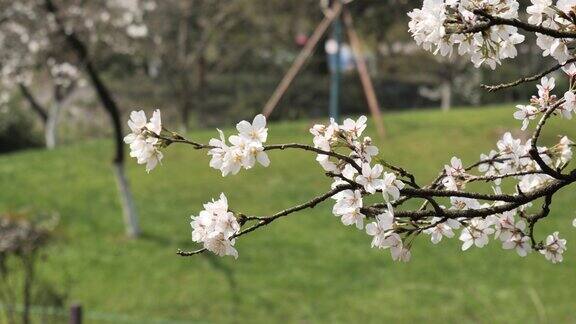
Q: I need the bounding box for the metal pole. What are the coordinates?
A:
[329,2,342,121]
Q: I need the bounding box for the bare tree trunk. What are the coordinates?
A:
[179,92,191,133]
[113,162,140,238]
[440,80,452,112]
[45,85,72,150]
[44,0,140,238]
[45,99,61,150]
[177,3,193,133]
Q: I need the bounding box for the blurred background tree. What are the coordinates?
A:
[0,211,63,324]
[1,0,553,145]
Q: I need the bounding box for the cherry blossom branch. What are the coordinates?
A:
[481,58,576,92]
[177,184,353,256]
[460,9,576,39]
[127,98,572,262]
[527,194,553,248]
[383,176,572,220]
[156,132,213,150]
[463,170,546,182]
[263,143,363,172]
[399,187,518,202]
[529,100,569,180]
[154,130,365,174]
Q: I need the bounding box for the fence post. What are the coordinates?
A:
[69,304,82,324]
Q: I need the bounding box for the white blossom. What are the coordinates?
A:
[207,115,270,176]
[502,235,531,257]
[513,105,539,130]
[190,193,240,258]
[561,91,576,119]
[341,116,367,139]
[450,197,484,210]
[555,136,573,167]
[381,172,404,202]
[366,207,395,248]
[366,208,409,262]
[352,137,379,162]
[124,109,163,172]
[491,211,519,241]
[442,156,466,190]
[459,218,495,250]
[527,0,553,25]
[236,114,268,144]
[540,231,567,263]
[341,209,366,229]
[356,163,385,194]
[204,233,238,258]
[310,118,338,151]
[423,217,460,244]
[332,189,365,229]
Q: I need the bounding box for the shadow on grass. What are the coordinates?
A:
[202,253,240,323]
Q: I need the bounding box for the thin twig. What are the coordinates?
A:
[481,58,576,92]
[177,185,353,256]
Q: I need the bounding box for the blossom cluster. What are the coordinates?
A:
[190,193,240,258]
[529,0,576,64]
[310,116,404,202]
[408,0,523,69]
[515,76,576,130]
[540,231,567,263]
[476,131,572,193]
[366,205,411,262]
[124,109,163,172]
[48,61,79,88]
[207,114,270,176]
[408,0,576,68]
[426,128,572,259]
[311,116,408,261]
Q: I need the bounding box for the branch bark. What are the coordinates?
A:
[18,83,48,124]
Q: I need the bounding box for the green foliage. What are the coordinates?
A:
[0,102,42,153]
[0,106,575,322]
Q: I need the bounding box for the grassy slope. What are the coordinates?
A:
[1,105,575,323]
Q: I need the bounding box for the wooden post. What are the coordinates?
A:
[69,304,82,324]
[342,8,386,138]
[262,1,343,117]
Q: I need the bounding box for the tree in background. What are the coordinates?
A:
[0,2,80,149]
[1,0,155,238]
[141,0,242,131]
[0,211,59,324]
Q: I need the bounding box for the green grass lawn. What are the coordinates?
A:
[1,105,576,323]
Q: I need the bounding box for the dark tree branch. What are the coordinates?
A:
[481,58,576,92]
[459,9,576,38]
[177,184,353,256]
[528,194,553,248]
[43,0,124,163]
[18,83,48,124]
[529,101,570,180]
